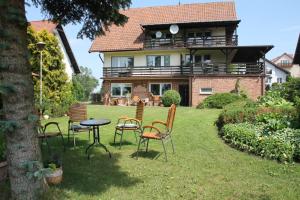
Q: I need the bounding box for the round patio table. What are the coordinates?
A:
[80,119,111,159]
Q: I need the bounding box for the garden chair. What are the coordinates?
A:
[131,95,140,106]
[114,100,145,149]
[136,104,176,161]
[38,121,65,153]
[68,103,92,147]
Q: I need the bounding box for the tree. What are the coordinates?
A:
[0,1,131,199]
[28,27,75,116]
[72,66,99,101]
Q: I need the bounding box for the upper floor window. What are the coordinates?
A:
[185,54,211,64]
[112,56,134,68]
[280,60,291,65]
[187,31,211,38]
[147,55,170,67]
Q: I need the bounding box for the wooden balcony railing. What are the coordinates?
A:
[103,62,264,78]
[144,35,238,49]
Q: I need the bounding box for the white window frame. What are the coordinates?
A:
[146,55,170,67]
[200,88,213,95]
[111,83,132,97]
[111,56,134,68]
[149,83,172,96]
[277,78,283,83]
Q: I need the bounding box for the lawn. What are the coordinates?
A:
[3,105,300,200]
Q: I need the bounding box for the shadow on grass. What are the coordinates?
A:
[131,150,161,160]
[109,141,135,147]
[45,138,141,196]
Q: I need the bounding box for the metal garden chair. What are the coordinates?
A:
[114,100,145,149]
[38,121,65,153]
[136,104,176,161]
[67,103,91,147]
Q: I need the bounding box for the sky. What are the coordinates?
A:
[25,0,300,89]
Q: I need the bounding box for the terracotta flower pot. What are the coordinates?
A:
[0,161,8,182]
[45,167,63,185]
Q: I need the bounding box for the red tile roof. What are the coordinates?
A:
[29,20,58,33]
[90,2,238,52]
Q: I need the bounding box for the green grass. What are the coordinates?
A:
[4,105,300,199]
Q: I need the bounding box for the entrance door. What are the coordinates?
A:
[178,84,189,106]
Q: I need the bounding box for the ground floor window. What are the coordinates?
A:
[277,78,283,83]
[200,87,213,94]
[111,83,132,97]
[149,83,171,96]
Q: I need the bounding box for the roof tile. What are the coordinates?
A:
[90,2,238,52]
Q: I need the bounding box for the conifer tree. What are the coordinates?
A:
[0,1,131,199]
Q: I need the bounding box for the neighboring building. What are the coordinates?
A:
[293,34,300,65]
[264,59,289,87]
[272,52,300,77]
[30,20,80,79]
[90,2,273,106]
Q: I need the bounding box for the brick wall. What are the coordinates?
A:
[191,76,264,106]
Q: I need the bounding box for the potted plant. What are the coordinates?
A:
[0,136,7,182]
[44,154,63,185]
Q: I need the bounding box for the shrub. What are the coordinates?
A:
[258,90,293,107]
[198,93,245,109]
[161,90,181,107]
[221,123,294,162]
[256,106,299,130]
[216,106,257,129]
[273,128,300,161]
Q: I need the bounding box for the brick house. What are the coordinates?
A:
[90,2,273,106]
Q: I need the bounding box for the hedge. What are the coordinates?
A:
[221,123,295,162]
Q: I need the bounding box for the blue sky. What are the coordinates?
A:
[26,0,300,88]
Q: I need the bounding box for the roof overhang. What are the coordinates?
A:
[231,46,274,63]
[293,34,300,64]
[188,45,273,63]
[141,20,241,30]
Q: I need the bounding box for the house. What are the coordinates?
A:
[90,2,273,106]
[264,59,289,87]
[272,52,300,77]
[293,34,300,65]
[30,20,80,79]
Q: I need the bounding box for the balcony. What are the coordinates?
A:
[103,62,263,78]
[276,63,293,68]
[144,35,238,49]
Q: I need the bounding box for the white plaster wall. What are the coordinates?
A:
[289,65,300,77]
[273,54,293,65]
[264,60,289,86]
[53,29,74,81]
[104,49,226,68]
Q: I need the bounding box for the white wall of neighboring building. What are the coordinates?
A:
[273,54,293,65]
[265,60,289,86]
[53,29,74,81]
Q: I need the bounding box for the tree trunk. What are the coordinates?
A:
[0,1,46,199]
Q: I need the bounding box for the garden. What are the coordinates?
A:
[1,85,300,199]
